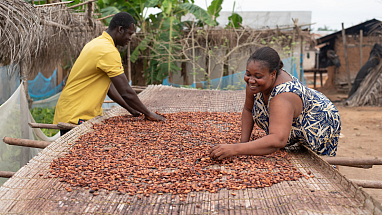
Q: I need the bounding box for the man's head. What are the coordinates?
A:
[107,12,136,46]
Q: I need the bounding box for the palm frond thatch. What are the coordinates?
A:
[0,0,104,76]
[345,62,382,106]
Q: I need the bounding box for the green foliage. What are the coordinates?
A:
[226,13,242,29]
[94,0,228,85]
[179,3,215,26]
[207,0,223,24]
[131,36,153,63]
[130,1,214,84]
[317,25,337,31]
[30,107,58,137]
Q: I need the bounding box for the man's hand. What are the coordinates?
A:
[145,112,166,121]
[130,109,141,117]
[209,144,238,160]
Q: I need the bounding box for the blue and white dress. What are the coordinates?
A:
[252,73,341,156]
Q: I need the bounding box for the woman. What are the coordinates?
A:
[210,47,341,159]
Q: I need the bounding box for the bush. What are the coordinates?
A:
[30,107,58,137]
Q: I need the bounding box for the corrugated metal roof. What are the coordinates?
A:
[317,19,381,45]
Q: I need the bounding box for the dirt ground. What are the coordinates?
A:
[312,77,382,203]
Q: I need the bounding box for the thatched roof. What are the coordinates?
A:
[0,0,104,76]
[345,61,382,106]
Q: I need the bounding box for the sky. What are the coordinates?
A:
[187,0,382,31]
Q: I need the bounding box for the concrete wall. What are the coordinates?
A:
[303,50,316,70]
[171,46,254,86]
[170,43,311,86]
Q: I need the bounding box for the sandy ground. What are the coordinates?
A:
[336,105,382,203]
[310,74,382,203]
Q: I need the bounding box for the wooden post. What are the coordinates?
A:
[19,62,30,167]
[87,1,94,27]
[0,171,15,178]
[181,55,188,85]
[192,20,196,85]
[168,70,173,84]
[28,123,59,130]
[360,29,363,69]
[341,23,352,92]
[127,42,132,84]
[350,179,382,189]
[207,28,211,88]
[291,19,297,67]
[300,35,304,81]
[323,157,382,166]
[3,137,51,149]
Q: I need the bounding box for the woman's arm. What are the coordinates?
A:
[241,85,255,143]
[210,92,302,159]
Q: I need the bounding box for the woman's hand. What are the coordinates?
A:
[209,144,238,160]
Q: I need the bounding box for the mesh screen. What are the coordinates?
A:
[0,85,380,214]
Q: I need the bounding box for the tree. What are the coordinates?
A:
[317,25,337,31]
[130,0,216,84]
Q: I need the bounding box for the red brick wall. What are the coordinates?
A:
[334,36,377,84]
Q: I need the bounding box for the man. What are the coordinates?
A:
[54,12,165,135]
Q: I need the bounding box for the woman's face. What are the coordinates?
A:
[244,60,276,95]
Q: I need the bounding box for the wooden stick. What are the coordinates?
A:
[323,157,382,166]
[350,179,382,189]
[40,19,71,30]
[360,29,363,69]
[3,137,51,149]
[20,64,30,167]
[128,42,132,83]
[300,35,303,81]
[57,122,78,130]
[342,23,352,92]
[73,12,102,16]
[192,19,196,85]
[96,14,115,21]
[34,1,74,7]
[0,171,15,178]
[28,123,59,130]
[104,100,115,103]
[67,0,97,9]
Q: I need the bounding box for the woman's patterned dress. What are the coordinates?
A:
[252,73,341,156]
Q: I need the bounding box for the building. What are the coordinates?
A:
[316,19,382,88]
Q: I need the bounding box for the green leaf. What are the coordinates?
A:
[100,6,120,15]
[145,0,159,7]
[100,6,120,25]
[161,0,173,16]
[131,36,152,62]
[207,0,223,20]
[179,3,215,26]
[226,13,242,29]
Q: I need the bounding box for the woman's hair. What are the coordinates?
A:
[108,12,136,31]
[247,47,284,76]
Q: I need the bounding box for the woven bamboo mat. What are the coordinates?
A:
[0,85,381,214]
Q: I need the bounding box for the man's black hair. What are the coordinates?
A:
[108,12,136,31]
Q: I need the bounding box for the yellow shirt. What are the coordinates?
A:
[53,32,124,125]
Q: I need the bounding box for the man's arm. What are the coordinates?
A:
[107,82,141,116]
[110,73,165,121]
